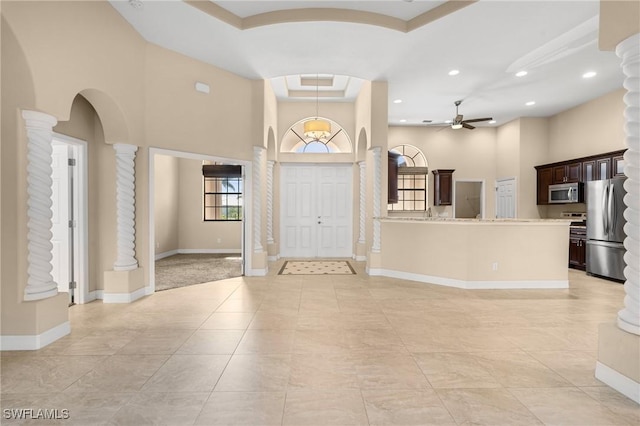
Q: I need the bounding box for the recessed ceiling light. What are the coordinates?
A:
[515,71,528,77]
[582,71,597,79]
[525,101,536,106]
[448,70,460,76]
[393,99,402,104]
[399,119,407,123]
[488,120,496,124]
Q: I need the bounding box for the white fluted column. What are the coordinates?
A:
[372,147,382,253]
[266,160,275,245]
[22,110,59,301]
[113,143,138,271]
[253,147,264,253]
[358,161,366,245]
[617,34,640,335]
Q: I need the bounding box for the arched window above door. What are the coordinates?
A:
[280,117,352,153]
[389,144,429,212]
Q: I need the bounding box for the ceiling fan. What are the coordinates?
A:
[425,100,493,130]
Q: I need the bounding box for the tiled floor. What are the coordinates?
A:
[1,262,639,425]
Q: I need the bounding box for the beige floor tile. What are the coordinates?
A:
[248,312,299,329]
[580,386,640,425]
[414,352,502,389]
[235,329,295,354]
[116,329,193,355]
[528,350,602,387]
[472,351,572,388]
[195,392,286,426]
[288,353,359,390]
[62,330,140,355]
[199,313,254,330]
[109,392,209,425]
[64,354,169,392]
[0,356,106,394]
[437,388,543,425]
[297,312,391,330]
[176,330,244,354]
[214,354,291,391]
[362,389,456,425]
[283,390,369,426]
[510,387,633,425]
[215,299,262,313]
[354,352,431,390]
[141,354,229,392]
[293,329,352,354]
[44,392,133,425]
[397,329,468,353]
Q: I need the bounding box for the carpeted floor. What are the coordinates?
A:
[155,253,242,291]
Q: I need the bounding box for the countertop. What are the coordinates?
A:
[379,217,571,225]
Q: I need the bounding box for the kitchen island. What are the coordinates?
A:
[367,217,571,289]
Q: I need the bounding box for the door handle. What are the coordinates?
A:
[602,184,609,234]
[608,183,615,238]
[317,221,321,224]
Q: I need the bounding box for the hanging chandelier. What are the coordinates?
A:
[304,74,331,140]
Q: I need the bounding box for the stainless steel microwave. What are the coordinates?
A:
[549,182,584,204]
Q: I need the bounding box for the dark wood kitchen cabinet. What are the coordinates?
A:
[552,162,582,184]
[388,151,399,204]
[432,169,454,206]
[569,227,586,270]
[612,154,625,177]
[536,167,553,205]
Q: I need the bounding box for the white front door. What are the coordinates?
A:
[280,164,353,258]
[496,178,517,218]
[51,142,71,294]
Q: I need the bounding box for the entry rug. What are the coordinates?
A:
[278,260,356,275]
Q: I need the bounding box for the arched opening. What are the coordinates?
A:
[280,117,352,153]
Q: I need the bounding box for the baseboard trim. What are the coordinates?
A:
[596,361,640,404]
[102,287,146,304]
[92,290,104,300]
[0,321,71,351]
[246,268,268,276]
[267,255,280,261]
[155,249,242,261]
[354,255,367,261]
[368,268,568,289]
[155,249,179,260]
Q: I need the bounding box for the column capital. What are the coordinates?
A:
[22,110,58,128]
[113,143,139,155]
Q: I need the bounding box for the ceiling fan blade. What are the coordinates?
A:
[462,117,493,123]
[455,114,463,123]
[462,123,475,130]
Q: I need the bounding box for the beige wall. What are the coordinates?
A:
[454,181,482,219]
[154,155,180,255]
[519,118,550,219]
[547,89,625,162]
[387,126,497,218]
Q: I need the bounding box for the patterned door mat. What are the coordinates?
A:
[278,260,356,275]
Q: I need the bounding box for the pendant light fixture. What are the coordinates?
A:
[304,74,331,140]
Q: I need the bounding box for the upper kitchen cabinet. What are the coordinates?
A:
[432,169,454,206]
[552,162,582,184]
[536,149,627,205]
[612,154,625,177]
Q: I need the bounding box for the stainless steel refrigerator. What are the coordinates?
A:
[586,177,627,281]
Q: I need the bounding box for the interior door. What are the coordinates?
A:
[280,164,353,258]
[496,178,516,218]
[51,142,70,294]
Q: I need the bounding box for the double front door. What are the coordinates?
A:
[280,164,353,258]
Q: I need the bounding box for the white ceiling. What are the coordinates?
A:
[109,0,624,127]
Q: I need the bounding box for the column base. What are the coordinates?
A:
[248,251,268,276]
[596,322,640,403]
[366,250,382,275]
[103,267,145,303]
[355,242,367,261]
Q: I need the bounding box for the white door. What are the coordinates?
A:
[280,164,353,258]
[496,178,516,218]
[51,142,71,294]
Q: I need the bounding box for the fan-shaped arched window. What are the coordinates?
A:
[389,144,428,212]
[280,118,352,153]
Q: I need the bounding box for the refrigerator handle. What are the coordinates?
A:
[602,183,609,234]
[608,183,615,238]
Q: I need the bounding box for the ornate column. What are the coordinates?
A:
[371,147,382,253]
[253,147,264,253]
[617,34,640,335]
[113,143,139,271]
[266,160,275,245]
[22,110,59,301]
[358,161,366,245]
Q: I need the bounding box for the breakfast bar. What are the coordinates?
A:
[367,217,571,289]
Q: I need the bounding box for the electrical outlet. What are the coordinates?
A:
[492,262,498,271]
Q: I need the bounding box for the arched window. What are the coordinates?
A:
[280,117,352,153]
[389,144,428,212]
